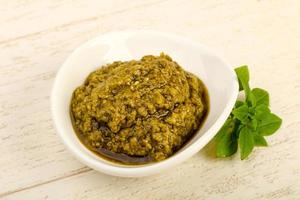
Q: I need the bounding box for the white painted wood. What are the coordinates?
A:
[0,0,299,199]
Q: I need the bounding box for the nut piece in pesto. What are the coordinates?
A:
[71,53,209,164]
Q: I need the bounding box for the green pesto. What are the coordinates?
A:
[71,53,209,164]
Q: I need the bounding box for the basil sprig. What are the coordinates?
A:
[214,66,282,160]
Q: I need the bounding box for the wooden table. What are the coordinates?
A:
[1,1,299,199]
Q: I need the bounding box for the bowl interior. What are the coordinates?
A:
[52,30,238,176]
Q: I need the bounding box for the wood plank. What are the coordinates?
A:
[0,0,299,199]
[2,148,300,200]
[0,0,165,41]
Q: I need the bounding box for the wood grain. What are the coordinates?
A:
[0,0,299,199]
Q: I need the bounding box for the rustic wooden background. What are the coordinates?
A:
[0,0,299,199]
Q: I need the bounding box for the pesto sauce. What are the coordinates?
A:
[71,53,209,164]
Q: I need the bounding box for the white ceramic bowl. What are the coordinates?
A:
[51,30,238,177]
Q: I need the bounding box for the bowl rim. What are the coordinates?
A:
[51,30,239,177]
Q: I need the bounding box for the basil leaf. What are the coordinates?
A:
[247,91,256,107]
[250,118,258,130]
[239,126,254,160]
[257,112,282,136]
[255,104,270,120]
[235,65,249,90]
[235,66,251,97]
[232,105,249,123]
[253,133,268,147]
[252,88,269,106]
[235,100,245,108]
[215,118,238,157]
[235,66,256,107]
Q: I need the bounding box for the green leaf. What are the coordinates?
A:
[239,126,254,160]
[255,104,271,120]
[253,133,268,147]
[247,91,256,107]
[257,112,282,136]
[232,105,249,123]
[250,118,258,130]
[235,66,251,98]
[252,88,269,106]
[215,118,238,157]
[235,65,249,90]
[234,100,245,108]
